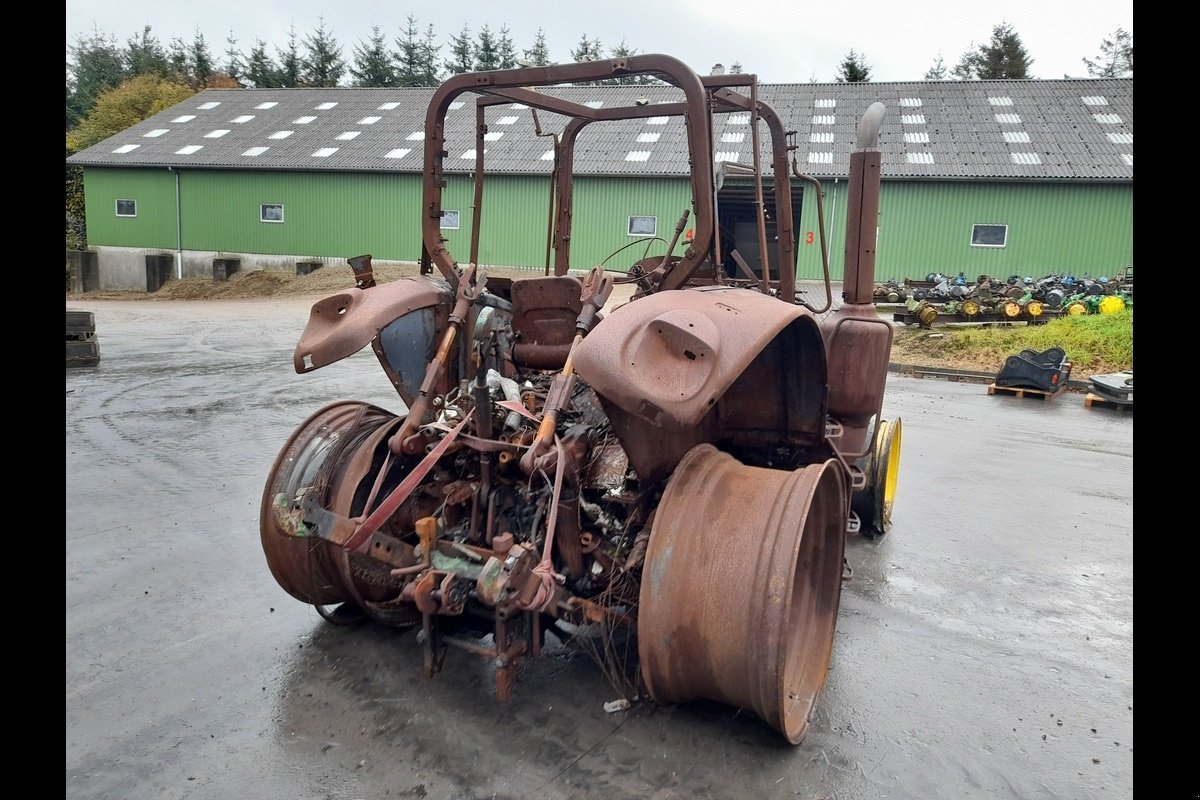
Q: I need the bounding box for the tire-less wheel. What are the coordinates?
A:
[260,400,420,627]
[637,444,848,745]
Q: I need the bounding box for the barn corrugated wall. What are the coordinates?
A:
[82,169,1131,283]
[795,180,1133,282]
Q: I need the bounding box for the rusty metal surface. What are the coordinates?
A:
[510,275,584,352]
[259,401,396,605]
[293,275,450,374]
[820,306,894,459]
[638,444,847,744]
[573,286,823,430]
[420,54,715,286]
[253,57,902,747]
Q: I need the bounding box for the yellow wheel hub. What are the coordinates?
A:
[1026,300,1045,317]
[961,300,980,317]
[1065,302,1087,316]
[1098,295,1126,314]
[877,418,902,528]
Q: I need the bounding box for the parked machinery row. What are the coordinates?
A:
[877,271,1133,327]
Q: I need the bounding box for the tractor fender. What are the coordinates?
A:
[573,285,826,431]
[294,275,453,374]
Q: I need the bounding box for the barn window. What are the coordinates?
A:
[440,209,461,230]
[260,204,285,223]
[115,199,137,218]
[971,224,1007,247]
[628,215,657,237]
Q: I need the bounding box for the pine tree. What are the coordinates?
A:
[954,22,1034,79]
[475,24,499,71]
[570,34,604,63]
[1083,27,1132,77]
[835,50,871,82]
[351,25,397,86]
[276,26,303,88]
[445,24,474,75]
[417,22,442,85]
[244,39,280,88]
[67,27,127,129]
[924,53,947,80]
[166,36,190,83]
[396,15,424,85]
[189,29,214,88]
[496,26,517,70]
[301,17,346,87]
[223,30,244,85]
[524,28,550,66]
[125,25,169,78]
[730,61,743,74]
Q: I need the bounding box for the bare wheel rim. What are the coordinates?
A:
[638,444,848,744]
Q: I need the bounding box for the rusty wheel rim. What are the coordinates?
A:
[638,444,848,744]
[259,401,398,606]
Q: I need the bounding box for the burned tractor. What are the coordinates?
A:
[260,54,902,745]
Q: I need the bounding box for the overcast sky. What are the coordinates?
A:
[65,0,1132,83]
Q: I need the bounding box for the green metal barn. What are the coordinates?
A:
[66,77,1132,292]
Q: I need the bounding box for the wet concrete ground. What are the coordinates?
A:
[66,294,1133,800]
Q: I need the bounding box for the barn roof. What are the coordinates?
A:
[66,78,1132,182]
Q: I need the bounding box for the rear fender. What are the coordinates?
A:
[294,275,453,374]
[573,286,829,480]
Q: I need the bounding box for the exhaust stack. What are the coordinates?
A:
[841,102,885,305]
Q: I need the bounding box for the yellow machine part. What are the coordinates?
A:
[1098,295,1126,314]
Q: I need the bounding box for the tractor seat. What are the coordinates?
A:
[509,275,584,370]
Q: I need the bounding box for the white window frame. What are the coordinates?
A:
[970,223,1008,248]
[115,199,137,218]
[628,215,657,237]
[260,204,285,223]
[440,209,461,230]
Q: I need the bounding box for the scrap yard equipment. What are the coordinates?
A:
[259,54,903,745]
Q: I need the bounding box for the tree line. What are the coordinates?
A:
[836,23,1131,83]
[68,17,1133,127]
[66,17,697,131]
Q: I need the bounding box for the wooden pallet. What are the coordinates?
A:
[987,383,1066,401]
[1084,392,1133,413]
